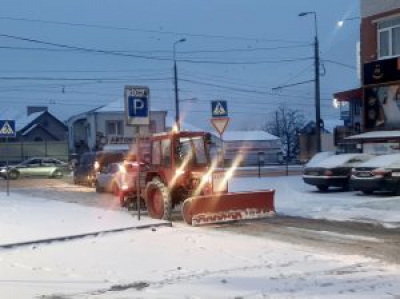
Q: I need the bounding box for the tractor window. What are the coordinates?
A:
[178,137,208,166]
[152,141,161,165]
[161,139,171,166]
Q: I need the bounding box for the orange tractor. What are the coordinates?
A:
[141,131,275,225]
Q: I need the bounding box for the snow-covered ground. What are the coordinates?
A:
[1,176,400,298]
[231,175,400,228]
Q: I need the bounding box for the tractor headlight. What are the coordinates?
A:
[175,169,185,177]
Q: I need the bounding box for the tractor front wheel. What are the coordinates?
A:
[145,178,172,220]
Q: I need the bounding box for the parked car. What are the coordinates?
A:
[73,151,125,187]
[95,161,141,207]
[303,153,374,191]
[0,157,69,180]
[351,153,400,195]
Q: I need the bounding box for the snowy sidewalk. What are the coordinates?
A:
[231,175,400,228]
[0,192,168,246]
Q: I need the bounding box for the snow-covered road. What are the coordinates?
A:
[1,176,400,298]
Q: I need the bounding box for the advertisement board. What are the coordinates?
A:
[364,84,400,129]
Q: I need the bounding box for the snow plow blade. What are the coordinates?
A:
[182,190,275,226]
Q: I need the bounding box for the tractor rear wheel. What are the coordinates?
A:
[145,178,172,220]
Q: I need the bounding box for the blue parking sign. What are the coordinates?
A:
[128,96,149,118]
[124,86,150,125]
[0,120,16,138]
[211,100,228,118]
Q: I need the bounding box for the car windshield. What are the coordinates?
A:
[177,137,208,166]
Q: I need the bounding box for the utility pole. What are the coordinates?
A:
[173,38,186,132]
[299,11,321,153]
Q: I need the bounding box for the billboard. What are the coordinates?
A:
[364,84,400,129]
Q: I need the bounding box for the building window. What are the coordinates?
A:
[378,17,400,59]
[106,120,123,136]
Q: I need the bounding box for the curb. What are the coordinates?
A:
[0,221,172,250]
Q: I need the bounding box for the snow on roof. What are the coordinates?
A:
[223,131,279,142]
[15,111,46,131]
[165,116,204,132]
[95,100,122,113]
[346,131,400,140]
[357,154,400,168]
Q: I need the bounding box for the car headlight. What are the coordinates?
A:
[0,168,6,173]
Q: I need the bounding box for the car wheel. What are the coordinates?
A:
[112,183,120,196]
[317,185,329,192]
[342,182,352,191]
[362,190,373,195]
[8,170,20,180]
[53,169,63,179]
[95,181,103,193]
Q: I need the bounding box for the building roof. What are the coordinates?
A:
[223,131,279,142]
[346,130,400,141]
[15,111,46,131]
[333,88,362,102]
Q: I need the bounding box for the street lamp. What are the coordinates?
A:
[173,38,186,132]
[299,11,321,153]
[337,17,360,28]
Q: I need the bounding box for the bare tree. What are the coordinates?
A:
[264,106,304,161]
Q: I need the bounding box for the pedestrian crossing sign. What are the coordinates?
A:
[0,120,16,138]
[211,100,228,118]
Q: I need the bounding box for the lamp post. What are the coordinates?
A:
[337,17,360,28]
[299,11,321,153]
[173,38,186,132]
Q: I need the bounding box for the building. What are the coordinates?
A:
[0,106,69,163]
[67,99,167,155]
[222,131,281,166]
[333,0,400,155]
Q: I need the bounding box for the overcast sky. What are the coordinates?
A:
[0,0,359,130]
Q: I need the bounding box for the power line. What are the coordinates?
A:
[0,16,308,44]
[323,59,357,70]
[0,33,312,65]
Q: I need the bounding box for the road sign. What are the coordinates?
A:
[211,117,230,135]
[124,86,150,125]
[0,120,16,138]
[211,100,228,118]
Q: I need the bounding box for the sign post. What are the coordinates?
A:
[124,86,150,220]
[0,120,16,196]
[210,100,229,169]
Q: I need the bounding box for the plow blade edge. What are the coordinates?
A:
[182,190,275,225]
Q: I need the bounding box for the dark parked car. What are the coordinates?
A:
[73,151,125,187]
[351,154,400,195]
[0,157,69,180]
[303,153,373,191]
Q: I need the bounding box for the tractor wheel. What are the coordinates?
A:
[8,170,20,180]
[145,178,172,220]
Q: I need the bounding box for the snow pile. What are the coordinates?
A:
[231,175,400,228]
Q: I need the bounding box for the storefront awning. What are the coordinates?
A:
[333,88,362,102]
[345,131,400,141]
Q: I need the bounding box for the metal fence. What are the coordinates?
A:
[0,141,69,165]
